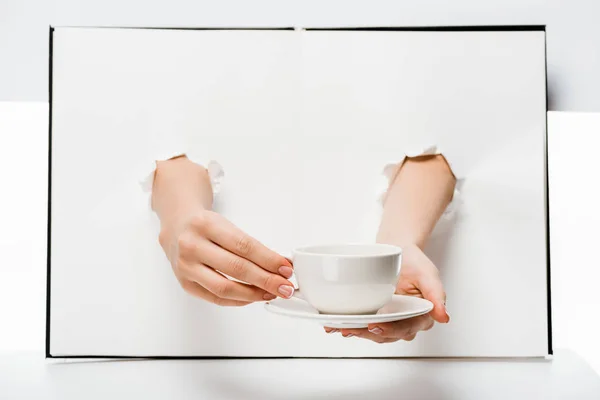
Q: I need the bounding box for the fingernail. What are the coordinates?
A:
[444,304,450,321]
[327,329,339,334]
[344,334,354,338]
[278,285,294,298]
[368,327,383,335]
[278,266,294,279]
[263,293,276,301]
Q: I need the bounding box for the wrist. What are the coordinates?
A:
[376,230,425,251]
[151,157,213,215]
[157,201,205,254]
[159,201,204,231]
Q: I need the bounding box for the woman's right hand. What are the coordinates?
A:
[151,155,294,307]
[159,209,295,306]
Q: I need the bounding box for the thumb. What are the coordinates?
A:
[417,269,449,323]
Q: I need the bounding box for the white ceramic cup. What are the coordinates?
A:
[291,243,402,315]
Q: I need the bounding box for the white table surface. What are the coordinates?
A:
[1,350,599,399]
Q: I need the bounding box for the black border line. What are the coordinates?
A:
[46,24,550,359]
[52,25,545,32]
[47,355,549,361]
[46,25,54,359]
[544,30,553,356]
[58,26,295,31]
[306,25,545,31]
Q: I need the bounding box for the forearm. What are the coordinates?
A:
[377,155,456,249]
[151,156,213,229]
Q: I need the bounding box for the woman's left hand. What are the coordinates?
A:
[324,244,450,343]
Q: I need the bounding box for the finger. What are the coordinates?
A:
[179,279,253,307]
[185,262,277,302]
[192,239,295,298]
[417,269,449,323]
[423,320,435,331]
[367,314,434,339]
[339,329,397,344]
[197,212,293,276]
[404,333,417,341]
[323,327,339,334]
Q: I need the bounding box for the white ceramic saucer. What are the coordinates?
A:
[265,294,433,329]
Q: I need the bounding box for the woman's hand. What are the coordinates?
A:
[152,155,295,306]
[324,244,449,342]
[159,208,295,306]
[328,154,455,342]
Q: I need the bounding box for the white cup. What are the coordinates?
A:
[291,243,402,315]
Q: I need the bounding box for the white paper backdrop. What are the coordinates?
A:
[48,27,548,357]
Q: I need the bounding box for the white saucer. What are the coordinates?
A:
[264,294,433,329]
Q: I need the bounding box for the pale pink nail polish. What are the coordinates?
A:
[369,327,383,335]
[327,329,339,334]
[278,285,294,298]
[278,266,294,279]
[345,334,354,338]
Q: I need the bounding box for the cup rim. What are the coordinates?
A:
[292,243,402,258]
